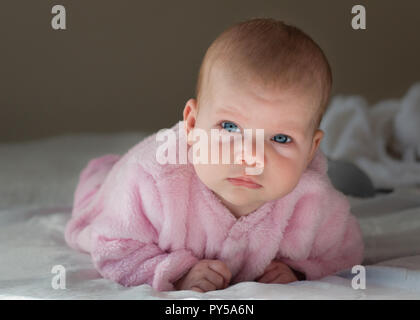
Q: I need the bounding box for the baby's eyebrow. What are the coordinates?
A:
[275,120,305,134]
[215,106,245,120]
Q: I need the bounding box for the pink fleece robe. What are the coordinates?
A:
[64,120,364,291]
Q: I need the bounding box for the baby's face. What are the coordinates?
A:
[184,67,324,218]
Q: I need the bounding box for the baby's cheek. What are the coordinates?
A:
[271,143,297,158]
[194,162,224,188]
[266,157,301,194]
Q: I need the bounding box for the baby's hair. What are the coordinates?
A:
[195,17,333,135]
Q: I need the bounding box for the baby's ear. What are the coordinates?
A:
[306,129,324,166]
[183,98,198,145]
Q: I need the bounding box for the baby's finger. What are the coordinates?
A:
[272,272,297,284]
[191,286,204,293]
[263,262,278,273]
[256,269,281,284]
[208,260,232,284]
[205,270,225,289]
[193,278,217,292]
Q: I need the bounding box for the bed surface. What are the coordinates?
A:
[1,132,420,299]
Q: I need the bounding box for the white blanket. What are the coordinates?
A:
[1,129,420,299]
[1,197,420,300]
[320,82,420,189]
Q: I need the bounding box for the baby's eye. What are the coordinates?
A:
[271,134,292,144]
[220,121,241,133]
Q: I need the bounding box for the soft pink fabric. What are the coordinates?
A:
[64,120,364,291]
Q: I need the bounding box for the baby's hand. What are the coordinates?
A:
[174,259,232,292]
[255,260,299,284]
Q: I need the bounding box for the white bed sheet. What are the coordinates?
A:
[1,132,420,299]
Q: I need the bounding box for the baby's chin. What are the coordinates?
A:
[214,183,265,206]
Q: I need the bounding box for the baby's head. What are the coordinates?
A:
[183,18,332,218]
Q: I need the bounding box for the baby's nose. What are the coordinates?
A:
[234,139,265,175]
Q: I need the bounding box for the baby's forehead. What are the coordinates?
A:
[209,85,319,135]
[209,61,320,103]
[211,75,319,113]
[202,61,322,124]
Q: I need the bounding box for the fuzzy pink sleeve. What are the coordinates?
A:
[91,236,199,291]
[278,191,365,281]
[73,159,198,291]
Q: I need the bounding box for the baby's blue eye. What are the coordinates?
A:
[272,134,291,144]
[220,121,241,133]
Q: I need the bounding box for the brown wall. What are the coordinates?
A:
[1,0,419,142]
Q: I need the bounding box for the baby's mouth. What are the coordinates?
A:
[226,176,263,189]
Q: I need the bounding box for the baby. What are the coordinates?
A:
[65,18,364,292]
